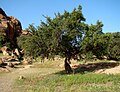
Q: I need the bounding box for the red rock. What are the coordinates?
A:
[0,8,22,48]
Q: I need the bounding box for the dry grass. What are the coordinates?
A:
[14,58,120,92]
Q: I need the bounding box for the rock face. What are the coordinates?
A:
[0,8,22,48]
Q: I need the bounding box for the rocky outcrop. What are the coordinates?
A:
[21,30,32,35]
[0,8,22,48]
[0,46,10,56]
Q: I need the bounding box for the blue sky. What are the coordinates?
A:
[0,0,120,33]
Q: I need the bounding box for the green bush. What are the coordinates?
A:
[107,32,120,60]
[0,34,5,47]
[85,51,94,60]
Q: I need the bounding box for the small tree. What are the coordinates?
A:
[41,5,86,73]
[19,5,87,73]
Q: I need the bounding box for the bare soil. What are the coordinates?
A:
[95,64,120,74]
[0,64,63,92]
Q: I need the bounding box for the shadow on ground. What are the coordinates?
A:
[55,62,119,75]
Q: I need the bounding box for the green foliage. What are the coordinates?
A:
[107,32,120,60]
[85,51,94,60]
[18,5,87,60]
[18,5,120,61]
[0,34,11,48]
[17,35,32,55]
[81,21,104,59]
[5,42,11,48]
[18,24,52,58]
[41,5,87,59]
[0,34,5,47]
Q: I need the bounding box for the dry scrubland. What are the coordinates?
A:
[0,5,120,92]
[1,57,120,92]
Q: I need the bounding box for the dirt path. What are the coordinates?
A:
[0,69,20,92]
[0,65,63,92]
[0,71,18,92]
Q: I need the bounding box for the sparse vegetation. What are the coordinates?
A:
[0,34,5,48]
[15,61,120,92]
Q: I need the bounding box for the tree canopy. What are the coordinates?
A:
[17,5,120,64]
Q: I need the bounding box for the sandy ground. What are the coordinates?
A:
[0,65,62,92]
[0,65,31,92]
[95,65,120,74]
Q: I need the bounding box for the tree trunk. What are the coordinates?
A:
[64,57,73,74]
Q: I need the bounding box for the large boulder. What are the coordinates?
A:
[0,8,22,48]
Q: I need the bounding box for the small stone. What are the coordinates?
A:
[19,76,25,80]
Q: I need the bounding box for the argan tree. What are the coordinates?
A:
[40,5,87,73]
[18,5,87,73]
